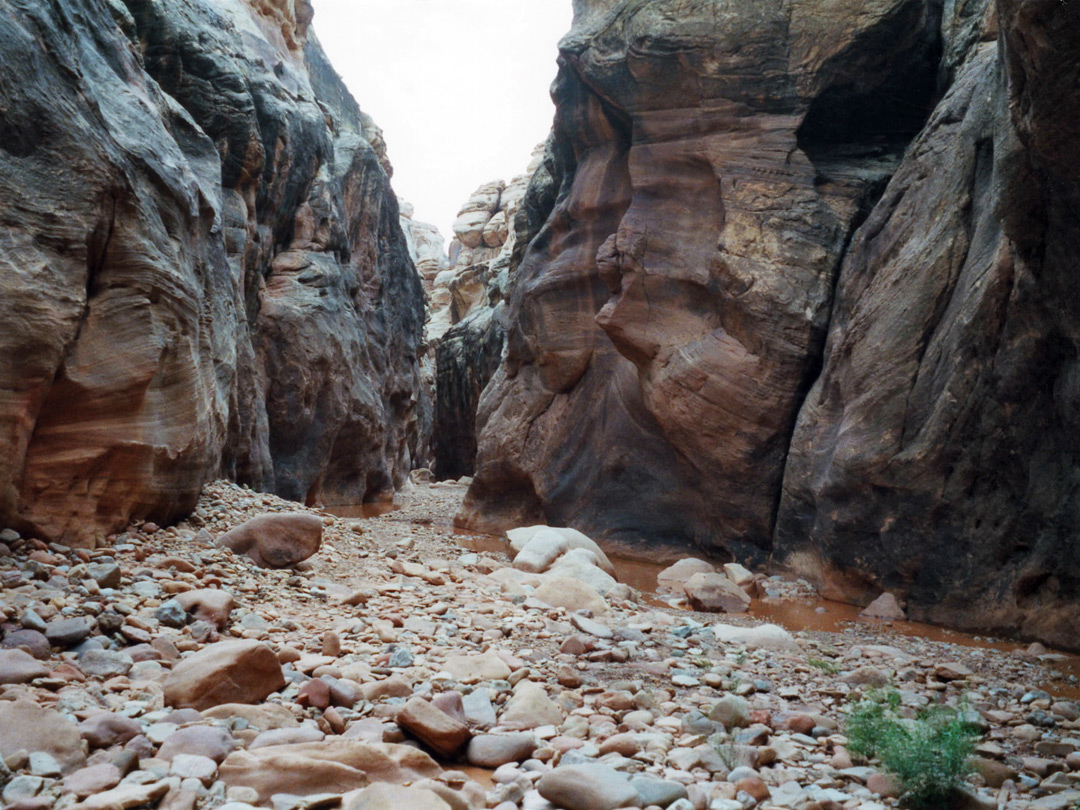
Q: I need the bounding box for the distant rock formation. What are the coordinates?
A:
[399,150,543,480]
[459,0,1080,648]
[0,0,428,545]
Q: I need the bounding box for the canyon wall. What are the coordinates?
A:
[0,0,428,545]
[460,0,1080,647]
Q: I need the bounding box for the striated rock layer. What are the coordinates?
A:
[461,0,941,560]
[0,0,427,545]
[774,0,1080,649]
[461,0,1080,646]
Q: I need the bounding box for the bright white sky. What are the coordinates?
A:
[312,0,573,238]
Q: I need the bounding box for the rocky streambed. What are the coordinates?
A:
[0,481,1078,810]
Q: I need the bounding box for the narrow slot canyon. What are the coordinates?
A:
[0,1,1078,809]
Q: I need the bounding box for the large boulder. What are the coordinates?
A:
[163,640,285,710]
[218,741,441,803]
[216,513,323,568]
[0,648,49,684]
[684,572,751,613]
[0,699,86,774]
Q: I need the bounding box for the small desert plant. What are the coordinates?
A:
[845,690,978,810]
[808,656,840,674]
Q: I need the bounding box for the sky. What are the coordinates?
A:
[312,0,573,239]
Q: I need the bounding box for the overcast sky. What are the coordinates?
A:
[312,0,573,238]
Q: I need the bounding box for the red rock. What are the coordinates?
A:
[174,589,235,629]
[216,513,323,568]
[866,771,902,798]
[859,593,906,621]
[80,713,142,749]
[0,699,86,773]
[297,678,331,709]
[0,1,427,547]
[63,763,122,797]
[0,648,49,683]
[157,725,236,763]
[684,573,751,613]
[396,697,472,758]
[218,741,441,803]
[734,777,770,803]
[163,640,285,710]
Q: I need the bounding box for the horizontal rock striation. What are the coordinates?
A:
[461,0,1080,645]
[461,0,942,560]
[0,0,427,544]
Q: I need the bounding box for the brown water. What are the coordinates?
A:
[454,525,1080,697]
[324,502,400,518]
[327,508,1080,698]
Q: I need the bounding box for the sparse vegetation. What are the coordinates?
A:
[845,690,978,810]
[808,656,840,674]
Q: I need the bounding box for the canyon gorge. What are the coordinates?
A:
[1,0,1078,659]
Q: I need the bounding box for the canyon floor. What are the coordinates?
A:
[0,481,1078,810]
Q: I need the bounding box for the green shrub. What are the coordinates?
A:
[808,656,840,674]
[845,690,978,810]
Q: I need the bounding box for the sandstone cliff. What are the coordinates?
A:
[401,151,543,480]
[0,0,428,545]
[460,0,1080,647]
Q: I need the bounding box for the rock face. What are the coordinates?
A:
[460,0,938,560]
[422,149,545,479]
[460,0,1080,644]
[773,0,1080,649]
[0,0,427,545]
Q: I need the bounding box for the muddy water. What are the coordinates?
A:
[325,502,400,519]
[453,526,1080,697]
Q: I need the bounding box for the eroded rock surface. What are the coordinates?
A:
[774,0,1080,649]
[0,0,427,545]
[460,0,941,560]
[459,0,1080,643]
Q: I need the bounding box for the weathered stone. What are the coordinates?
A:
[2,629,51,659]
[713,623,801,654]
[499,682,564,730]
[343,783,451,810]
[63,763,122,798]
[684,573,751,613]
[45,617,92,647]
[0,648,48,684]
[69,781,170,810]
[77,649,133,678]
[163,640,285,710]
[0,700,86,774]
[396,697,471,758]
[537,763,640,810]
[466,733,537,768]
[710,695,751,729]
[174,589,235,629]
[532,576,608,615]
[218,741,441,803]
[774,2,1080,649]
[79,714,142,749]
[860,593,906,621]
[442,652,511,684]
[657,559,716,594]
[216,513,323,569]
[0,0,428,545]
[157,725,237,763]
